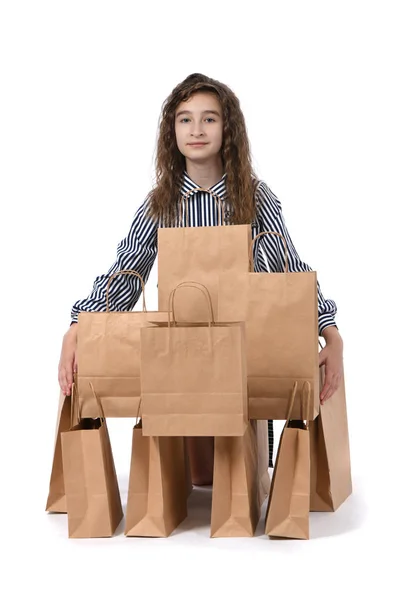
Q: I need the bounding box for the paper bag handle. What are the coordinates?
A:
[249,231,289,273]
[170,281,215,322]
[71,375,105,424]
[135,396,142,426]
[284,381,298,426]
[284,381,312,428]
[71,379,80,423]
[88,382,106,421]
[168,282,215,327]
[301,381,311,427]
[179,188,226,227]
[106,270,147,312]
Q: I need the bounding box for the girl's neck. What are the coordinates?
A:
[185,158,224,190]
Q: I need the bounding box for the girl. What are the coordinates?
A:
[58,73,344,485]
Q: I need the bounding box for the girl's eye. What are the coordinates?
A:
[179,117,216,123]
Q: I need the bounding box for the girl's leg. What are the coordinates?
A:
[186,436,214,485]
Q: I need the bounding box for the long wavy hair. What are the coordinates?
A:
[147,73,258,226]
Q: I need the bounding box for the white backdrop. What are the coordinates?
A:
[1,1,398,598]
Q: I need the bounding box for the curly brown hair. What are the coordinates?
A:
[147,73,258,226]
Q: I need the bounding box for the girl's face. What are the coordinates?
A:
[174,92,223,165]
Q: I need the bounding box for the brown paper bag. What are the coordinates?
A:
[125,421,188,537]
[158,202,252,322]
[61,383,123,538]
[265,382,311,540]
[45,390,74,513]
[310,366,352,511]
[211,420,270,537]
[141,283,248,437]
[218,231,319,420]
[77,269,168,417]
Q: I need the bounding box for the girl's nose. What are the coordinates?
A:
[191,121,205,136]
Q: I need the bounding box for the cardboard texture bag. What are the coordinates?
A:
[77,270,168,417]
[310,365,352,511]
[211,420,271,538]
[265,381,311,540]
[141,283,248,437]
[124,419,189,537]
[45,390,74,513]
[218,231,319,420]
[61,382,123,538]
[158,188,252,323]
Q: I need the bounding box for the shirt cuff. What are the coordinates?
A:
[318,315,338,337]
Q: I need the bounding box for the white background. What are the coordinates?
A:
[1,1,399,598]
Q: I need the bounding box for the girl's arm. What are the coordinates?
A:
[254,181,338,337]
[70,194,158,323]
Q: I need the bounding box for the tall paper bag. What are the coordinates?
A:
[218,231,319,420]
[141,283,248,437]
[310,365,352,511]
[61,384,123,538]
[158,189,251,323]
[45,390,73,513]
[211,420,270,537]
[125,421,188,537]
[77,269,168,417]
[265,382,311,540]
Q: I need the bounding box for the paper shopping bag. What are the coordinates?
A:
[309,365,352,511]
[141,283,248,437]
[218,231,319,420]
[61,383,123,538]
[158,189,251,323]
[77,269,167,417]
[265,382,311,539]
[45,390,75,513]
[125,421,188,537]
[211,420,270,537]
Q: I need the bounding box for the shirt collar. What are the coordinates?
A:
[180,171,227,200]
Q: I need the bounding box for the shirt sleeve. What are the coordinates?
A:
[70,194,158,323]
[253,181,338,336]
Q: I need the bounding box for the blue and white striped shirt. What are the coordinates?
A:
[71,171,338,335]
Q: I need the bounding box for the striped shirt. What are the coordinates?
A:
[71,171,338,336]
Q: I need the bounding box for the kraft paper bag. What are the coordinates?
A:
[310,365,352,511]
[45,390,75,513]
[61,383,123,538]
[158,190,252,323]
[211,420,271,538]
[77,269,168,417]
[218,231,319,420]
[141,283,248,437]
[265,382,311,540]
[125,420,188,537]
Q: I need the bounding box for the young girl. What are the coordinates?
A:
[58,73,344,485]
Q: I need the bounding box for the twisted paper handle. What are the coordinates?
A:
[179,188,226,227]
[106,270,147,312]
[249,231,289,273]
[167,281,215,327]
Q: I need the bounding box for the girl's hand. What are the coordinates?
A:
[58,324,78,396]
[319,327,344,404]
